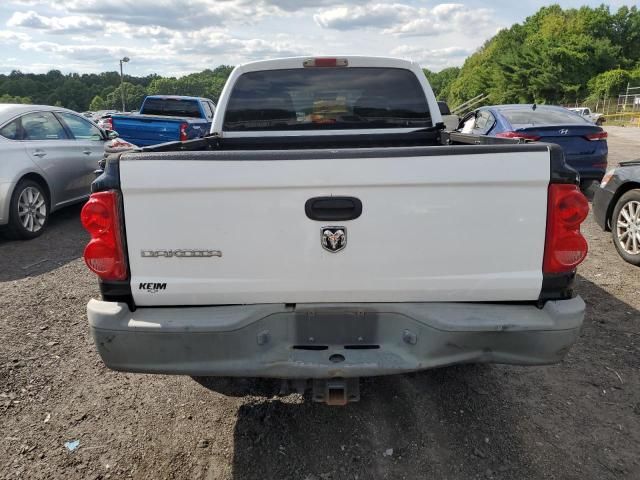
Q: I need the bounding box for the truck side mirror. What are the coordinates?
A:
[105,130,119,140]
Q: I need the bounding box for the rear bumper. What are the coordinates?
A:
[87,298,585,379]
[566,152,607,182]
[593,185,615,230]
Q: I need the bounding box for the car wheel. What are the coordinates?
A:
[6,179,49,240]
[611,189,640,266]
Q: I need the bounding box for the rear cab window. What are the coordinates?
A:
[141,98,202,118]
[223,68,432,131]
[501,108,589,126]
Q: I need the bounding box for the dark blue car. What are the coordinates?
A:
[459,105,608,187]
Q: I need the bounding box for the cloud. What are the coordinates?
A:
[386,3,493,36]
[391,44,474,68]
[314,4,412,30]
[2,0,496,76]
[44,0,269,30]
[263,0,368,12]
[7,10,104,34]
[15,32,310,75]
[315,2,494,36]
[165,29,310,61]
[0,30,31,43]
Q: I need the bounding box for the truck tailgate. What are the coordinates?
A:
[112,116,182,146]
[120,147,551,306]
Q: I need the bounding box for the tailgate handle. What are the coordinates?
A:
[305,196,362,221]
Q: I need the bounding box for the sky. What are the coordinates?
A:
[0,0,636,77]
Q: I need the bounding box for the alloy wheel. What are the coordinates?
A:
[616,200,640,255]
[17,186,47,233]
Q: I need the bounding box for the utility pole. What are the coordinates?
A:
[119,57,130,112]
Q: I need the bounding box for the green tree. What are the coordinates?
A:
[89,95,108,111]
[447,4,637,107]
[105,83,147,111]
[423,67,460,100]
[0,93,32,104]
[147,66,232,102]
[588,68,632,100]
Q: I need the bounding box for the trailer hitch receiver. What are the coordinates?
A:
[312,378,360,405]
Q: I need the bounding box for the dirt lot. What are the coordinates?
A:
[1,127,639,480]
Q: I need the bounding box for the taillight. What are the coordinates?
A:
[585,131,607,141]
[303,57,348,67]
[81,191,128,281]
[495,131,541,141]
[103,117,113,130]
[600,168,616,188]
[543,184,589,274]
[179,122,188,141]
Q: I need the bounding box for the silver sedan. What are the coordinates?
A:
[0,104,108,239]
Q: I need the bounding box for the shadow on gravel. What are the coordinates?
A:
[224,365,539,480]
[0,203,87,281]
[575,274,640,369]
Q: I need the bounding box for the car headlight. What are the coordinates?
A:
[600,168,616,188]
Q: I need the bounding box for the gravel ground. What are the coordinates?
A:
[1,127,639,480]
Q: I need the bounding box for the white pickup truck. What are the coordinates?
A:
[83,57,588,404]
[569,107,605,125]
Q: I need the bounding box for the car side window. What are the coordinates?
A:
[483,112,496,134]
[57,112,103,141]
[460,113,475,133]
[474,111,495,134]
[0,118,21,140]
[21,112,68,141]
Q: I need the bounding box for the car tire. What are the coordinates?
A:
[6,179,49,240]
[611,189,640,266]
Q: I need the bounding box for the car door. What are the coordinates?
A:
[20,111,86,207]
[55,112,105,196]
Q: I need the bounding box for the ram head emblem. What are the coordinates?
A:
[321,227,347,253]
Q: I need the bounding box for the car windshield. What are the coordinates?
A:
[141,98,201,118]
[223,67,432,131]
[500,108,588,126]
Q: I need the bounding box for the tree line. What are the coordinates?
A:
[425,5,640,109]
[1,5,639,113]
[0,66,233,112]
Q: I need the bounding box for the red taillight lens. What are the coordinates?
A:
[104,117,113,130]
[303,57,348,67]
[81,191,127,281]
[585,131,607,141]
[179,122,188,141]
[543,184,589,273]
[495,131,541,141]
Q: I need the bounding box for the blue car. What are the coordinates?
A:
[459,104,608,187]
